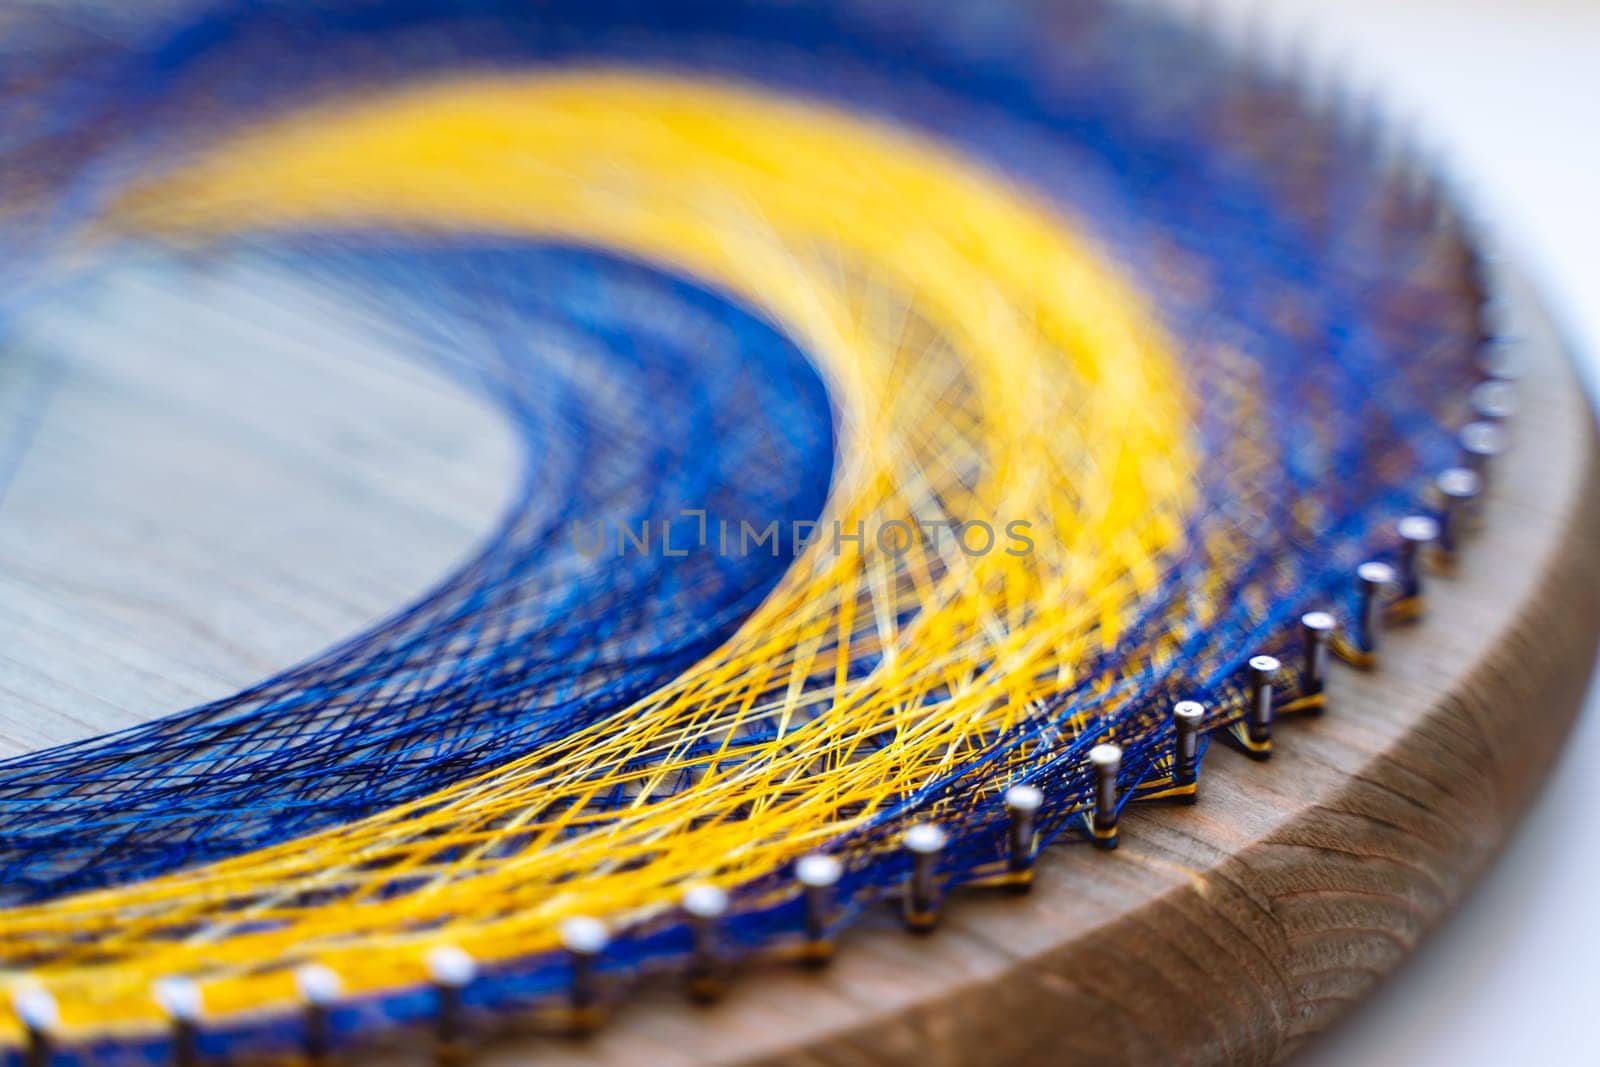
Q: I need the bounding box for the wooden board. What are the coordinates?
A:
[0,257,1594,1065]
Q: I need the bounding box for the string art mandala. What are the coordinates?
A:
[0,0,1535,1063]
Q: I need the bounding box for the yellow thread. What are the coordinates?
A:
[1279,693,1327,715]
[3,72,1199,1038]
[1331,635,1379,671]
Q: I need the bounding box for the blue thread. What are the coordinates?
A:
[0,240,835,902]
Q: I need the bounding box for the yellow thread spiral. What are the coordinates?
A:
[3,72,1198,1039]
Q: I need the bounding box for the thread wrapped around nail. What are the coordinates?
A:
[1088,744,1123,847]
[153,978,202,1067]
[560,917,609,1028]
[682,885,730,1000]
[795,853,844,962]
[426,946,476,1063]
[1347,561,1398,665]
[901,824,949,931]
[294,964,341,1064]
[12,983,57,1067]
[1003,784,1044,877]
[1172,702,1206,788]
[1235,655,1282,759]
[1396,515,1440,613]
[1297,612,1336,707]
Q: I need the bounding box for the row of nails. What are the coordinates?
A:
[3,341,1513,1065]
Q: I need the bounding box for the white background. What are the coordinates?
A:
[1172,2,1600,1063]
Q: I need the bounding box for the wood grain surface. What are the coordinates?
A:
[0,255,515,756]
[0,255,1594,1065]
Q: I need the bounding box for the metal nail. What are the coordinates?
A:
[901,823,949,931]
[559,916,609,1024]
[1299,611,1336,703]
[682,884,729,1001]
[154,978,202,1067]
[795,853,843,961]
[1355,561,1397,655]
[294,964,341,1064]
[1172,701,1205,790]
[1003,784,1044,876]
[1089,744,1123,848]
[1246,655,1281,757]
[426,946,476,1063]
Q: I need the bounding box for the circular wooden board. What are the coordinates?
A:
[454,275,1595,1066]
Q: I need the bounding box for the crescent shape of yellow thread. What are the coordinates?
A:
[4,73,1198,1037]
